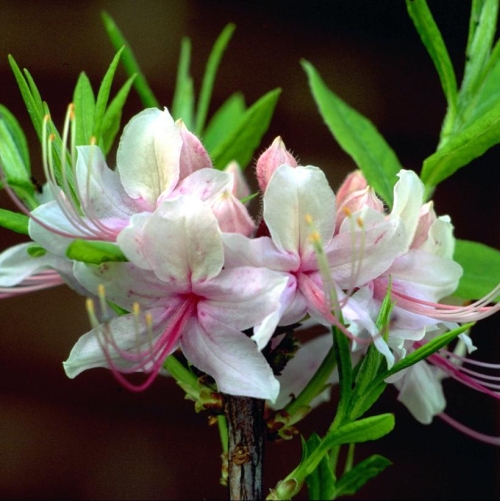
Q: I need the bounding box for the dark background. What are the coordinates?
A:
[1,1,499,499]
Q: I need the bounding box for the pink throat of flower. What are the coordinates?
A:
[97,295,199,392]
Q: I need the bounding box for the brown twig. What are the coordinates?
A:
[225,395,265,500]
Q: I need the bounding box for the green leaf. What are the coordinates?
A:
[210,88,281,170]
[101,11,159,109]
[0,119,30,183]
[101,74,136,155]
[331,325,354,427]
[324,414,395,450]
[172,37,195,129]
[405,0,457,113]
[421,99,500,193]
[73,73,96,146]
[66,239,128,264]
[8,55,45,142]
[0,104,30,172]
[305,434,336,500]
[377,323,474,382]
[0,208,29,235]
[194,23,235,136]
[461,0,498,102]
[203,92,246,153]
[333,454,392,498]
[349,288,393,420]
[302,59,402,207]
[453,239,500,301]
[93,47,125,146]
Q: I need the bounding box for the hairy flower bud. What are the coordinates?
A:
[335,170,368,207]
[255,136,297,192]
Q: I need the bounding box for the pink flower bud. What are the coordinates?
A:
[255,136,297,192]
[335,186,384,233]
[335,170,368,208]
[176,119,213,180]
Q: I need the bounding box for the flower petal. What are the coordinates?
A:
[63,306,171,378]
[141,196,224,284]
[74,261,173,311]
[117,108,182,208]
[181,318,280,401]
[264,165,336,256]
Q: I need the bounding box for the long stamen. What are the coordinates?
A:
[0,270,64,298]
[390,285,500,322]
[438,413,500,446]
[87,285,195,392]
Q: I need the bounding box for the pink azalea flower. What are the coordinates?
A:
[223,164,417,350]
[29,107,253,256]
[65,196,287,400]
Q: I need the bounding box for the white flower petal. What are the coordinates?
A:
[181,319,280,401]
[117,108,182,208]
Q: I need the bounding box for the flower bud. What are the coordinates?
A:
[336,186,384,233]
[335,170,368,207]
[176,119,213,180]
[255,136,297,192]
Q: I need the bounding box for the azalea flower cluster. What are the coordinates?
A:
[1,105,500,429]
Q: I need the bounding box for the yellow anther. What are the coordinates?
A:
[309,230,321,245]
[133,302,141,316]
[90,136,97,146]
[356,217,364,228]
[49,133,56,142]
[44,114,51,124]
[343,206,352,217]
[304,214,313,225]
[97,284,106,299]
[145,312,153,327]
[86,297,95,313]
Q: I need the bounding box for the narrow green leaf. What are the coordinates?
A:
[305,434,336,500]
[0,120,30,182]
[406,0,457,112]
[454,239,500,301]
[333,454,392,498]
[324,414,395,449]
[194,23,235,135]
[303,415,395,479]
[331,325,354,427]
[210,88,281,169]
[73,72,96,146]
[0,104,30,172]
[0,208,29,235]
[351,283,393,416]
[302,59,402,207]
[66,239,128,264]
[421,99,500,193]
[461,0,498,101]
[377,323,474,382]
[203,92,246,153]
[8,55,45,142]
[93,47,125,146]
[172,37,195,129]
[101,11,159,108]
[101,74,136,155]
